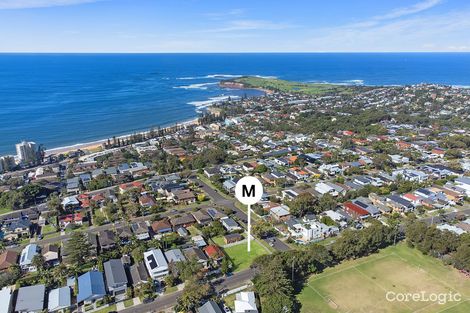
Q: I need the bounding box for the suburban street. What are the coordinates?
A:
[119,269,256,313]
[194,177,292,252]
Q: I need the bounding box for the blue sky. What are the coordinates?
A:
[0,0,469,52]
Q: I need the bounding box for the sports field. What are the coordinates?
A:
[298,244,470,313]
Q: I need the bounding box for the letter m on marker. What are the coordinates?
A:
[242,185,255,197]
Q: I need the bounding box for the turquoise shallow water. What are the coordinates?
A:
[1,53,469,155]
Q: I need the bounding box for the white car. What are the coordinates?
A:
[223,305,232,313]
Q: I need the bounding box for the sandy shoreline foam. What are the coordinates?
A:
[44,117,200,156]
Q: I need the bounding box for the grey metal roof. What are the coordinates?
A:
[130,262,149,285]
[48,286,71,312]
[197,300,223,313]
[15,284,45,312]
[104,259,128,288]
[164,249,186,263]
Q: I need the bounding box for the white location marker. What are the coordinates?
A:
[235,176,263,252]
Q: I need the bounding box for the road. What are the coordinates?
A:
[194,178,248,222]
[194,177,292,252]
[119,269,255,313]
[421,207,470,225]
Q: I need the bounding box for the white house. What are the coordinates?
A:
[235,291,259,313]
[143,249,169,280]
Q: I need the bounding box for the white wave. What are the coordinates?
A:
[306,79,364,86]
[188,95,240,107]
[177,74,277,80]
[343,79,364,85]
[173,82,218,90]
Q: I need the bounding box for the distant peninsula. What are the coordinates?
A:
[220,76,370,95]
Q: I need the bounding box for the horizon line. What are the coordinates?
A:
[1,51,470,54]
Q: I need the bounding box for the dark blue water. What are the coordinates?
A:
[1,53,469,155]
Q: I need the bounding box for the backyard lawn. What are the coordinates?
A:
[223,240,269,272]
[298,244,470,313]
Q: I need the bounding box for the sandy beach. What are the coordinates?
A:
[44,117,200,156]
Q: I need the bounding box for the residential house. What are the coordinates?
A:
[77,270,106,303]
[171,189,196,204]
[66,177,80,194]
[182,246,209,268]
[386,194,414,212]
[221,217,241,232]
[286,218,338,243]
[191,210,212,226]
[224,233,243,244]
[144,249,169,280]
[116,226,133,244]
[99,230,116,251]
[19,244,40,271]
[131,221,150,240]
[223,179,237,193]
[48,287,71,312]
[42,244,59,266]
[15,284,45,313]
[192,235,207,248]
[197,300,223,313]
[204,245,224,262]
[0,250,18,271]
[204,167,220,178]
[2,217,31,241]
[151,219,173,236]
[170,214,196,230]
[104,259,128,299]
[269,205,291,221]
[343,202,370,220]
[61,196,80,209]
[139,195,156,207]
[235,291,259,313]
[119,181,143,194]
[59,213,83,230]
[206,208,227,220]
[164,249,186,264]
[352,198,380,217]
[0,287,13,313]
[454,176,470,196]
[130,262,149,286]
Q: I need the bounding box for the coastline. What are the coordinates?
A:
[44,117,200,156]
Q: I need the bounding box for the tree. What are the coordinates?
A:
[317,193,337,213]
[47,193,62,215]
[221,257,232,275]
[373,154,393,170]
[177,278,212,311]
[252,220,277,238]
[453,244,470,272]
[136,281,155,301]
[65,231,91,267]
[254,164,268,173]
[164,274,176,287]
[197,193,206,202]
[31,254,46,272]
[287,192,317,217]
[254,260,295,313]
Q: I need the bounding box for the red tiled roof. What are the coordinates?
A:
[204,245,224,259]
[344,202,369,216]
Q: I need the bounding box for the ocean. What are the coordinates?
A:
[1,53,470,155]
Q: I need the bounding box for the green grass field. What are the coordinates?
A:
[298,244,470,313]
[229,76,358,95]
[223,240,269,272]
[212,236,226,247]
